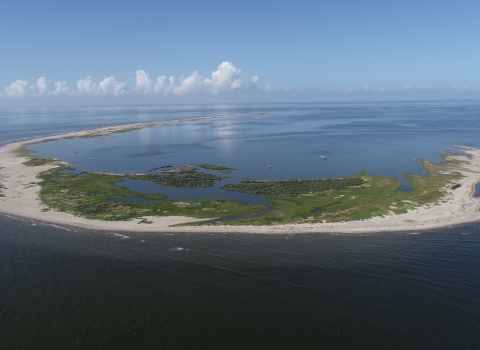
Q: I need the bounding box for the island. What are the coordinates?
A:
[0,122,479,234]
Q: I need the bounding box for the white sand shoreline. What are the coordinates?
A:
[1,122,480,234]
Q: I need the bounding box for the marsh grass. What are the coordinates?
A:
[197,164,235,174]
[128,169,228,188]
[38,167,263,221]
[196,159,460,226]
[159,166,196,174]
[23,157,59,167]
[222,178,364,196]
[35,153,461,225]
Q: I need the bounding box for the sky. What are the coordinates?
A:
[1,0,479,105]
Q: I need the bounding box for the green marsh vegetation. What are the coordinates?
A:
[32,153,463,225]
[222,178,364,196]
[37,166,263,221]
[23,157,59,167]
[195,158,460,226]
[197,164,235,174]
[128,166,228,188]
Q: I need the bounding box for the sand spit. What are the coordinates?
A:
[1,122,480,234]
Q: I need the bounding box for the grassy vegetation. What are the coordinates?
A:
[38,167,264,221]
[440,155,471,166]
[197,164,235,174]
[159,166,196,174]
[241,179,257,183]
[23,157,59,167]
[0,184,5,197]
[192,158,460,226]
[129,168,228,188]
[34,153,462,226]
[222,178,364,196]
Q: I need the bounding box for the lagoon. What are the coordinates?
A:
[27,102,480,201]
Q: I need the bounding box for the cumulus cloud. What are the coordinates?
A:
[154,75,168,93]
[204,61,242,93]
[76,76,99,95]
[30,77,50,95]
[1,61,289,99]
[2,80,30,97]
[50,81,69,96]
[99,76,126,95]
[135,70,153,94]
[154,62,247,95]
[174,71,206,95]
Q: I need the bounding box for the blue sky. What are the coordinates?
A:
[1,0,479,104]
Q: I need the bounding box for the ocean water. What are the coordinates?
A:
[1,102,480,348]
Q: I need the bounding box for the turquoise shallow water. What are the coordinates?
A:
[1,102,480,348]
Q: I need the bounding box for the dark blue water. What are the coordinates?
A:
[1,215,479,349]
[1,102,480,348]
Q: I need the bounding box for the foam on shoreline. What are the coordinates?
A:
[1,122,480,234]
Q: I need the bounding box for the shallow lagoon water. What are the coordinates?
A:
[1,102,480,348]
[115,177,269,204]
[28,102,480,200]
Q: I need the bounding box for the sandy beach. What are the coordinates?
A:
[1,123,480,234]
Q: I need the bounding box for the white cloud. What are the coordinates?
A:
[2,77,70,97]
[230,79,243,90]
[2,80,30,97]
[171,71,204,95]
[77,76,99,95]
[99,76,126,95]
[157,62,247,95]
[154,75,168,93]
[204,61,241,94]
[1,62,288,99]
[135,70,153,94]
[30,77,50,95]
[4,63,480,103]
[50,81,70,96]
[132,62,260,96]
